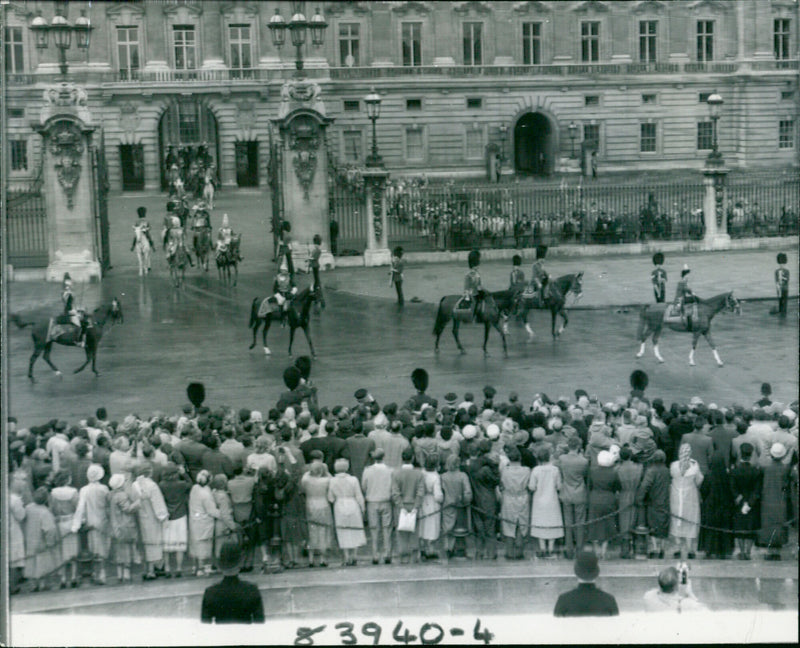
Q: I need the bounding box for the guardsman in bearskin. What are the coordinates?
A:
[458,249,484,318]
[531,244,550,304]
[131,206,155,276]
[651,252,667,303]
[272,267,297,327]
[774,252,789,317]
[673,263,696,328]
[509,254,526,290]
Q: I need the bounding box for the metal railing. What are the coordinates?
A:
[726,172,800,238]
[329,182,368,256]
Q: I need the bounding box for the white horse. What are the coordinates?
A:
[202,168,216,209]
[132,223,153,277]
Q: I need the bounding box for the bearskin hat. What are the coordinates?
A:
[630,370,649,392]
[468,250,481,269]
[187,382,206,408]
[512,254,522,266]
[536,245,548,261]
[283,366,301,390]
[777,252,787,264]
[652,252,664,265]
[137,206,147,219]
[166,202,175,213]
[411,368,429,392]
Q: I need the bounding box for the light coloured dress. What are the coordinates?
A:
[24,503,61,579]
[669,460,704,539]
[133,476,169,563]
[10,493,26,569]
[49,485,79,562]
[108,487,140,564]
[301,473,334,552]
[500,463,531,538]
[529,463,564,539]
[419,469,444,541]
[327,473,367,549]
[72,481,111,559]
[188,484,220,560]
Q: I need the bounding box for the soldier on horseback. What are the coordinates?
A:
[672,263,696,328]
[59,273,88,347]
[651,252,667,303]
[457,250,484,319]
[530,244,551,304]
[215,213,243,263]
[509,254,526,290]
[131,206,155,276]
[166,214,193,267]
[272,267,298,327]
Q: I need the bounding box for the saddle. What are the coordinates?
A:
[665,303,698,328]
[46,318,80,344]
[258,296,287,318]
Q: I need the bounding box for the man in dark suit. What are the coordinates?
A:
[201,541,264,624]
[553,550,619,617]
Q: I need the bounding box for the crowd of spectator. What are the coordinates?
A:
[7,360,798,596]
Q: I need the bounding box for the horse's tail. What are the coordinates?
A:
[433,297,449,336]
[10,314,33,329]
[249,298,260,329]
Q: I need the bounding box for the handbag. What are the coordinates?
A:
[397,508,417,533]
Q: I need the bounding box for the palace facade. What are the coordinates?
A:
[3,0,799,191]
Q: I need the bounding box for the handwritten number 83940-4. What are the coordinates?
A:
[293,619,494,645]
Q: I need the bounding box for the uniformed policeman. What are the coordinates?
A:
[775,252,790,317]
[651,252,667,303]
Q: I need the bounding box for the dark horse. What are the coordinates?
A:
[217,234,241,286]
[513,272,584,340]
[433,290,517,357]
[11,299,123,383]
[636,291,741,366]
[249,286,320,358]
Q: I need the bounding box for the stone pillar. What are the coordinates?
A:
[363,169,391,267]
[610,12,631,63]
[273,80,335,270]
[703,165,730,250]
[33,83,101,282]
[201,3,226,70]
[752,1,774,60]
[144,5,170,72]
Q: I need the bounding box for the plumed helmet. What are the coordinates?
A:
[630,369,649,392]
[468,250,481,269]
[536,244,548,260]
[137,206,147,219]
[777,252,787,264]
[187,382,206,408]
[652,252,664,265]
[681,263,691,276]
[411,368,429,392]
[222,213,229,228]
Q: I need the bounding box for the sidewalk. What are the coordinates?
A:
[325,247,799,309]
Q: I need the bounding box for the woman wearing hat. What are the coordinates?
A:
[419,455,444,561]
[758,443,792,560]
[133,463,169,580]
[586,450,621,560]
[672,264,696,327]
[210,475,239,563]
[529,447,563,558]
[441,454,473,560]
[499,446,530,560]
[108,473,140,583]
[158,464,192,577]
[188,470,221,577]
[24,487,61,592]
[72,464,111,585]
[669,444,703,560]
[9,480,27,594]
[49,470,80,588]
[327,458,367,566]
[730,443,762,560]
[635,450,671,559]
[301,454,334,568]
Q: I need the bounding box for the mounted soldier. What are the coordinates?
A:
[166,213,193,268]
[530,244,551,305]
[670,263,697,328]
[271,267,298,327]
[651,252,667,303]
[509,254,526,291]
[456,249,485,320]
[131,206,155,277]
[57,273,88,347]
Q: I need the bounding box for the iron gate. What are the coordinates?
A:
[7,169,48,268]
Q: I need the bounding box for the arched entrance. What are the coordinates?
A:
[158,99,220,190]
[514,112,556,176]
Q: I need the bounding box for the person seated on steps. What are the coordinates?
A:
[456,250,484,319]
[530,244,551,306]
[672,263,697,329]
[272,266,297,327]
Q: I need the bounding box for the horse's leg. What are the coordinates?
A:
[302,325,316,359]
[262,318,271,355]
[705,330,724,366]
[249,319,259,350]
[689,330,701,366]
[233,264,238,287]
[636,318,649,358]
[482,322,491,357]
[558,305,568,336]
[452,320,466,354]
[74,354,90,374]
[288,323,296,357]
[652,325,665,363]
[551,308,558,339]
[42,343,61,377]
[493,320,509,358]
[28,346,42,383]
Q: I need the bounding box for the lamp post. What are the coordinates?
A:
[30,7,92,76]
[706,92,724,166]
[568,121,578,159]
[365,87,383,168]
[269,6,327,78]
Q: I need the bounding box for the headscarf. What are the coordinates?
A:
[678,443,692,475]
[109,474,126,490]
[87,463,104,483]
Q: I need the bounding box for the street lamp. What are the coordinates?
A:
[269,6,327,77]
[568,121,578,158]
[706,92,724,165]
[30,7,93,76]
[365,87,383,167]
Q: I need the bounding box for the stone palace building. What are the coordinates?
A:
[3,0,799,191]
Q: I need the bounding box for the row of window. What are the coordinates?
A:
[3,17,794,73]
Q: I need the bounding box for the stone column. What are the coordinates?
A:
[362,169,391,266]
[144,5,170,72]
[703,165,730,250]
[752,1,774,60]
[610,11,631,63]
[201,3,226,70]
[33,83,101,282]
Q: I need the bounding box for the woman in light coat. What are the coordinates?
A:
[499,446,531,560]
[529,447,564,558]
[9,480,27,594]
[669,443,704,560]
[327,458,367,566]
[440,454,472,559]
[72,464,110,585]
[49,470,80,588]
[419,455,444,560]
[188,470,221,576]
[25,487,61,591]
[211,474,239,560]
[108,473,140,583]
[300,455,333,567]
[133,463,169,579]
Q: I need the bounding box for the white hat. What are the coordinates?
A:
[222,213,229,228]
[462,424,477,440]
[501,418,515,434]
[770,443,787,460]
[549,417,563,431]
[597,451,614,467]
[250,410,263,423]
[486,424,500,440]
[782,409,796,422]
[682,263,691,273]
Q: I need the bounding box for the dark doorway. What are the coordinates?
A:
[514,112,555,176]
[158,101,220,190]
[120,144,145,190]
[235,141,259,187]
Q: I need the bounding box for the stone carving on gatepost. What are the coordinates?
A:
[362,168,391,267]
[33,81,101,282]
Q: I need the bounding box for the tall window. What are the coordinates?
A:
[343,130,363,162]
[639,20,657,63]
[405,127,424,160]
[774,18,791,60]
[339,23,360,67]
[581,21,600,62]
[697,121,713,150]
[779,120,795,149]
[522,22,542,65]
[229,24,252,77]
[465,128,483,159]
[173,25,197,70]
[401,22,422,67]
[10,140,28,171]
[583,123,600,151]
[116,26,140,80]
[178,102,199,142]
[640,122,657,153]
[696,20,714,62]
[4,27,24,73]
[463,22,482,66]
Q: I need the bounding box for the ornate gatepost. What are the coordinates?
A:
[33,82,101,282]
[362,169,391,266]
[702,162,730,250]
[272,80,335,270]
